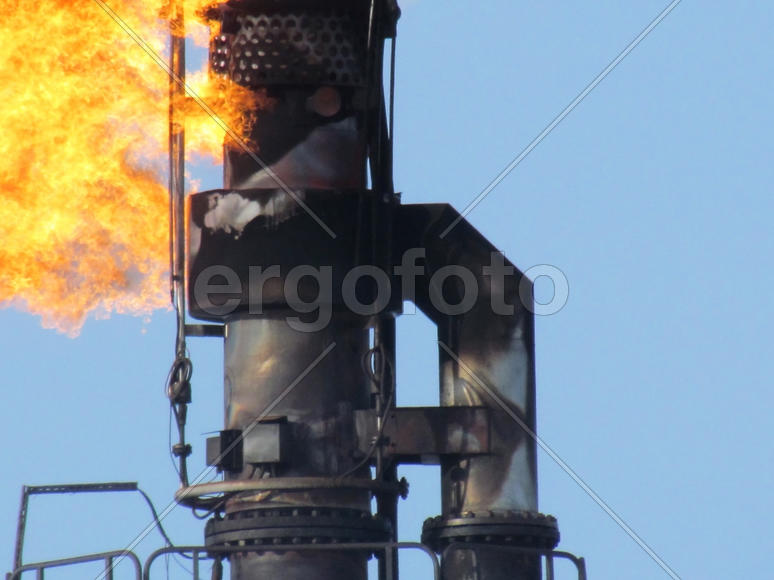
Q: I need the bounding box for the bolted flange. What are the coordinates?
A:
[421,510,560,552]
[206,507,392,553]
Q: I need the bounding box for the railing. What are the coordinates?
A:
[145,543,586,580]
[6,549,142,580]
[6,544,585,579]
[442,544,587,580]
[143,542,441,580]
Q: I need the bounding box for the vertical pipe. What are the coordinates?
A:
[167,0,192,489]
[192,4,399,579]
[224,317,372,511]
[168,0,186,357]
[435,292,542,580]
[398,206,556,579]
[375,315,398,580]
[223,316,372,580]
[12,486,29,572]
[438,310,537,516]
[212,556,223,580]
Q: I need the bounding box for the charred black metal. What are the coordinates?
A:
[187,188,399,319]
[354,406,492,463]
[2,5,586,580]
[188,200,562,578]
[187,4,401,580]
[210,1,380,190]
[395,204,559,578]
[205,506,392,547]
[182,1,580,579]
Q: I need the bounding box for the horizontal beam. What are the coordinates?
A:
[355,407,491,464]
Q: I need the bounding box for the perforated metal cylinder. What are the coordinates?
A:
[211,9,367,87]
[210,1,371,190]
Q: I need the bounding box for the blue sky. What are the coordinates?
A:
[2,2,774,578]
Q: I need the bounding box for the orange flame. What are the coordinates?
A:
[0,0,258,335]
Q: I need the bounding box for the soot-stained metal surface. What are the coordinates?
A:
[394,204,538,513]
[395,205,558,579]
[3,2,586,580]
[187,194,564,578]
[354,406,492,463]
[187,188,397,321]
[210,10,367,87]
[223,317,371,509]
[211,1,373,190]
[181,0,579,578]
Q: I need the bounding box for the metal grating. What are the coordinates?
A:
[211,10,366,86]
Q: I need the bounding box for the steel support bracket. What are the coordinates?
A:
[206,419,291,472]
[355,406,491,464]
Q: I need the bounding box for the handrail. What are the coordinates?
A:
[7,549,141,580]
[144,542,441,580]
[4,541,585,580]
[12,482,140,572]
[442,543,587,580]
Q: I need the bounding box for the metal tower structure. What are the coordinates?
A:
[8,2,585,579]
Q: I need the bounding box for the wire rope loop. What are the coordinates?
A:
[166,356,193,403]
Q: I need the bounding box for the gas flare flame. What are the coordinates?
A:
[0,0,258,335]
